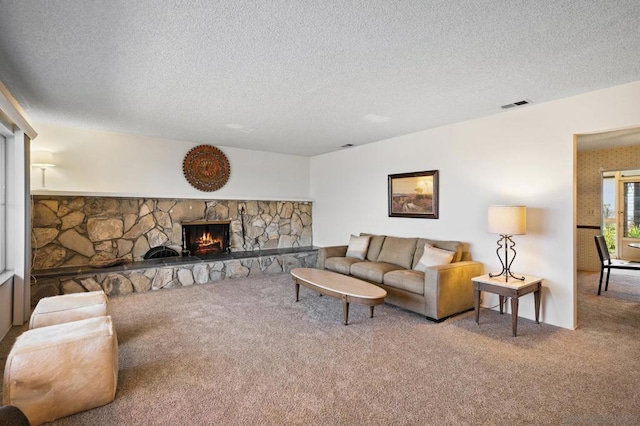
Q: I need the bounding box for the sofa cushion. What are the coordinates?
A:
[325,257,361,275]
[413,238,462,268]
[350,262,404,283]
[345,234,370,260]
[413,243,454,272]
[360,233,386,262]
[377,236,418,269]
[383,270,425,295]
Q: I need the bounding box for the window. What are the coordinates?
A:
[0,85,36,326]
[602,175,616,253]
[623,181,640,238]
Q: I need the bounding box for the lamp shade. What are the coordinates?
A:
[488,205,526,235]
[31,151,55,167]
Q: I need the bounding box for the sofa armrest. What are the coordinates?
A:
[423,261,484,320]
[316,245,348,269]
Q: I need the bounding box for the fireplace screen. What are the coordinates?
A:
[182,221,230,256]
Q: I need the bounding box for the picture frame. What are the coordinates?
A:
[388,170,439,219]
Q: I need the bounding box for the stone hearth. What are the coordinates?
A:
[31,247,317,306]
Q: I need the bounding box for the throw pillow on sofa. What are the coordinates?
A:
[346,234,371,260]
[413,243,454,272]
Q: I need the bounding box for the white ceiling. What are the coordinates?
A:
[1,1,639,156]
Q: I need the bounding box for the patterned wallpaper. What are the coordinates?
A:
[577,144,640,270]
[577,145,640,226]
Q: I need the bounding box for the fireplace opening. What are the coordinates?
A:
[182,221,230,256]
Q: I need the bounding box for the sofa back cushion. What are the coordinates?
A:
[360,233,386,262]
[377,237,418,269]
[412,238,462,268]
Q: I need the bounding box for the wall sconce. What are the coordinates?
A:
[31,150,56,189]
[488,205,526,282]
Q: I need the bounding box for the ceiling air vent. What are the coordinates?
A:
[500,99,531,110]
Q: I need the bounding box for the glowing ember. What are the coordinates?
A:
[195,231,222,252]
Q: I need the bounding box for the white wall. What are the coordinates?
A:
[30,123,311,200]
[311,80,640,330]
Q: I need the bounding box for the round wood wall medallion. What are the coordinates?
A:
[183,145,230,191]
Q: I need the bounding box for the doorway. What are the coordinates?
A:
[576,127,640,273]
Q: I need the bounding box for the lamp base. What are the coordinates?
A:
[490,234,525,282]
[38,167,49,189]
[489,269,525,282]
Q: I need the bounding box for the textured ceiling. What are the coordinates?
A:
[1,1,639,156]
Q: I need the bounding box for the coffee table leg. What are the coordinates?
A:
[295,282,300,302]
[370,306,374,318]
[342,295,349,325]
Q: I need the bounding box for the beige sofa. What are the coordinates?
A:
[317,234,484,321]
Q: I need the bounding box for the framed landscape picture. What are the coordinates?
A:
[388,170,439,219]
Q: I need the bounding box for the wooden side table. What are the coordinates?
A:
[472,274,542,337]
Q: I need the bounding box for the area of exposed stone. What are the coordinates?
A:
[31,197,313,269]
[31,251,317,305]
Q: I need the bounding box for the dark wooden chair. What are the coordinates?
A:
[594,235,640,295]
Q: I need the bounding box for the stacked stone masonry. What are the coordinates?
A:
[32,251,318,306]
[32,197,313,269]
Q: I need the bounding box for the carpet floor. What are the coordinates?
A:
[1,270,639,425]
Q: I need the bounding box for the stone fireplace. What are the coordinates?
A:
[29,196,317,305]
[31,197,313,269]
[182,221,230,256]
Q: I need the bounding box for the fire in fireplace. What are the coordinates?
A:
[182,221,230,256]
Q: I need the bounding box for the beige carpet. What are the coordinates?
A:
[2,270,639,425]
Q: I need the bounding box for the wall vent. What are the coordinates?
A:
[341,143,354,148]
[500,99,531,109]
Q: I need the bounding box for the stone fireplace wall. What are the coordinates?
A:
[31,196,313,270]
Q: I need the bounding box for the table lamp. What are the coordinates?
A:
[488,205,526,282]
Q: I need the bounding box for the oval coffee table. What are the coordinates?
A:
[290,268,387,325]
